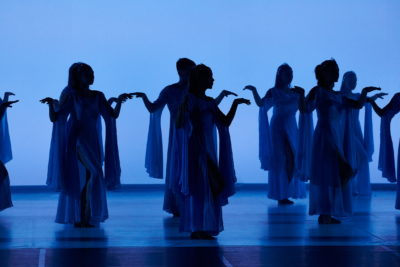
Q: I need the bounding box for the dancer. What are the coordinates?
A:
[244,63,306,205]
[0,92,18,211]
[369,93,400,209]
[340,71,374,195]
[132,58,236,216]
[303,59,380,224]
[41,63,131,227]
[46,68,121,192]
[176,64,250,239]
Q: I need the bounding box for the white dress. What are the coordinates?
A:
[54,89,119,224]
[259,88,306,200]
[309,87,354,217]
[177,94,236,235]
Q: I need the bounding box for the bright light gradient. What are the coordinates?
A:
[0,0,399,185]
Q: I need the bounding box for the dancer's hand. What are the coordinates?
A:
[1,100,19,108]
[131,92,146,98]
[4,92,15,98]
[243,85,257,92]
[221,90,238,97]
[40,97,55,105]
[117,93,133,103]
[369,93,387,102]
[234,98,251,105]
[362,86,381,94]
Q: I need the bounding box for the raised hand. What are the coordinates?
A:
[234,98,251,105]
[221,90,238,97]
[1,100,19,108]
[4,92,15,98]
[362,86,381,94]
[243,85,257,92]
[117,93,133,103]
[40,97,56,105]
[369,92,388,102]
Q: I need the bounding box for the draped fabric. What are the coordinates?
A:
[364,103,374,162]
[143,84,188,215]
[297,112,314,182]
[0,112,12,164]
[0,98,13,211]
[52,90,121,224]
[145,108,164,178]
[46,87,121,191]
[309,87,354,217]
[259,88,306,200]
[177,94,236,234]
[258,104,272,171]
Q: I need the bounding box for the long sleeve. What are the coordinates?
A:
[363,103,374,162]
[259,95,273,170]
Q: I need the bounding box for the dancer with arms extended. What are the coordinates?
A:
[303,59,380,224]
[339,71,376,195]
[176,64,250,239]
[369,92,400,209]
[41,63,131,227]
[132,58,236,216]
[244,63,306,205]
[0,92,18,211]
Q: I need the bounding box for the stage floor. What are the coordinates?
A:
[0,188,399,266]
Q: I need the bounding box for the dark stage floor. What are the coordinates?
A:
[0,187,399,266]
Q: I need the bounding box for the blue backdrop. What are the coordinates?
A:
[0,0,399,185]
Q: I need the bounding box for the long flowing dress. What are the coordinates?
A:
[46,87,120,191]
[377,93,400,209]
[341,92,373,195]
[145,83,188,214]
[309,87,355,217]
[0,98,13,211]
[176,94,236,235]
[259,88,306,200]
[54,89,120,224]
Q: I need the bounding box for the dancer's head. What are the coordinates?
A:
[176,58,196,82]
[275,63,293,89]
[189,64,214,94]
[315,59,339,89]
[68,62,94,90]
[340,71,357,93]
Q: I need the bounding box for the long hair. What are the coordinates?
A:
[274,63,293,88]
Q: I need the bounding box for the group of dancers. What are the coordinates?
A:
[0,57,398,239]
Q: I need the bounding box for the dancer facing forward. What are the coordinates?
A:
[176,64,250,239]
[244,63,306,205]
[132,58,236,217]
[41,63,132,227]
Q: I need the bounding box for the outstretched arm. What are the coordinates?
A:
[0,100,18,118]
[131,92,165,113]
[214,90,238,105]
[369,92,399,117]
[2,92,15,103]
[40,97,59,122]
[217,98,251,126]
[101,93,132,119]
[243,85,263,107]
[344,86,381,109]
